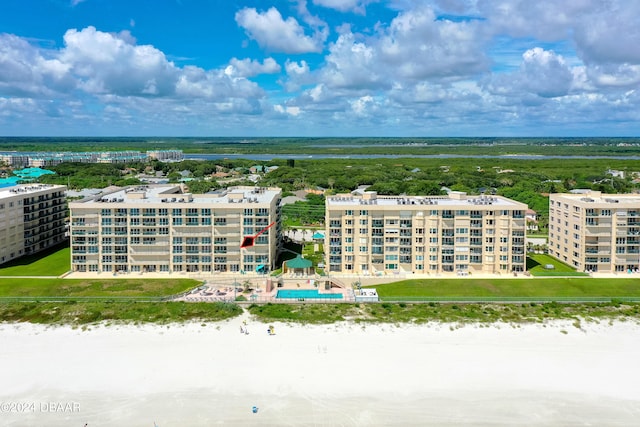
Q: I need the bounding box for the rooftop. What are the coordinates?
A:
[327,191,524,208]
[553,191,640,205]
[77,185,280,205]
[0,184,65,199]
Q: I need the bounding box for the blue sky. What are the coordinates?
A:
[1,0,640,137]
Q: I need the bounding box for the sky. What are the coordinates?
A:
[1,0,640,137]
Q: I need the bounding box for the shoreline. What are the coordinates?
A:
[2,319,639,426]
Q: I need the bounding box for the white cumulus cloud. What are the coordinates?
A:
[235,7,325,54]
[0,34,74,97]
[378,6,489,80]
[61,26,178,96]
[520,47,573,98]
[312,0,378,14]
[226,57,281,78]
[484,47,573,99]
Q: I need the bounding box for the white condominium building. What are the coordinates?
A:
[146,150,184,162]
[325,191,527,275]
[0,184,67,265]
[69,185,281,275]
[549,191,640,273]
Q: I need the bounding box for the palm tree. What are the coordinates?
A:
[243,279,252,293]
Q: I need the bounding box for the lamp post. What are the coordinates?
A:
[232,281,239,301]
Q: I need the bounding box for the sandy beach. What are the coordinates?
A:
[1,314,639,426]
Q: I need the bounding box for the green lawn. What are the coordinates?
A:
[0,244,70,276]
[527,253,587,276]
[0,278,199,298]
[368,278,640,300]
[526,234,548,239]
[302,242,324,266]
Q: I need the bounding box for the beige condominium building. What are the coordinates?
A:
[325,191,527,276]
[0,184,67,265]
[549,191,640,273]
[69,185,281,275]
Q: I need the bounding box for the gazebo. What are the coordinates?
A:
[284,255,314,275]
[312,231,325,241]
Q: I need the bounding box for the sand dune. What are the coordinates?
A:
[1,315,639,426]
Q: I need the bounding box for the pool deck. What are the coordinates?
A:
[174,280,353,303]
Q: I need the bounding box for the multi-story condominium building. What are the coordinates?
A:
[1,150,184,167]
[0,153,30,167]
[69,185,281,275]
[549,191,640,273]
[0,184,67,265]
[325,191,527,275]
[147,150,184,162]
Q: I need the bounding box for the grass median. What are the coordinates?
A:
[0,301,242,324]
[0,278,199,298]
[368,278,640,301]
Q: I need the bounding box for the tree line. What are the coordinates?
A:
[34,156,640,233]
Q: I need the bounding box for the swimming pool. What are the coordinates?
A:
[276,289,343,300]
